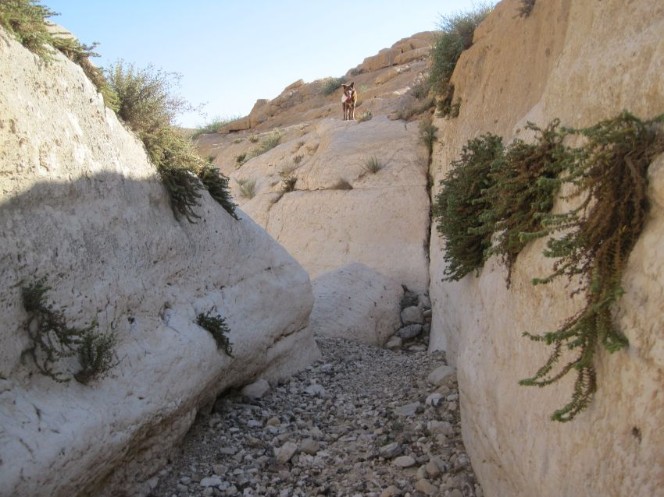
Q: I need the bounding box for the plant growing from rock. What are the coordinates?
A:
[434,111,664,421]
[196,311,233,357]
[520,112,664,421]
[198,164,239,220]
[21,277,117,383]
[356,111,373,123]
[418,115,438,156]
[518,0,536,18]
[363,156,384,174]
[236,178,257,199]
[433,133,503,281]
[321,77,345,96]
[429,5,493,108]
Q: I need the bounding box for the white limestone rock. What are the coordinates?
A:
[307,263,403,346]
[0,28,319,497]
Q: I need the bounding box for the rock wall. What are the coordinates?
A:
[428,1,664,496]
[0,28,319,497]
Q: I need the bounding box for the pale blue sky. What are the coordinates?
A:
[45,1,496,127]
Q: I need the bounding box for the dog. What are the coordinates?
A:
[341,82,357,120]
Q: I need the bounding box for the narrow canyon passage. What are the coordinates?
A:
[149,338,481,497]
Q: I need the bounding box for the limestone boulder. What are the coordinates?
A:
[308,263,403,346]
[428,1,664,496]
[0,28,319,497]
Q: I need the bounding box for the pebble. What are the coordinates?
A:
[148,337,480,497]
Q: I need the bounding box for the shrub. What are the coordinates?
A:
[356,110,373,122]
[0,1,118,109]
[434,112,664,421]
[198,164,239,220]
[196,311,233,357]
[0,0,57,58]
[518,0,536,18]
[236,178,256,199]
[321,77,345,96]
[106,62,238,222]
[429,5,493,109]
[418,115,438,156]
[21,277,117,383]
[363,156,383,174]
[253,129,282,156]
[191,115,242,139]
[433,133,503,281]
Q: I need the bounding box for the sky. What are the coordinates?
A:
[44,0,495,128]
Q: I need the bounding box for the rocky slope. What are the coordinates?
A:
[428,1,664,496]
[195,32,436,294]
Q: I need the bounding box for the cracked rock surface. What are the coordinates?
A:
[149,338,482,497]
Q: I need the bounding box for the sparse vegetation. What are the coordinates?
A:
[418,115,438,156]
[191,115,242,139]
[363,156,384,174]
[253,129,282,156]
[518,0,536,18]
[236,178,257,199]
[434,112,664,421]
[321,77,345,96]
[356,110,373,123]
[0,0,58,58]
[105,62,238,222]
[196,311,233,357]
[429,5,493,116]
[21,277,117,384]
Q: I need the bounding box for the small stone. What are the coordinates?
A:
[427,420,454,436]
[415,479,437,495]
[427,365,455,386]
[274,441,298,464]
[266,416,281,426]
[200,476,223,487]
[395,402,420,417]
[393,455,416,468]
[304,384,326,397]
[448,490,463,497]
[401,306,424,325]
[380,485,401,497]
[379,442,403,459]
[425,393,443,406]
[425,460,441,478]
[385,335,403,349]
[300,438,320,455]
[397,324,422,339]
[202,487,214,497]
[241,379,270,399]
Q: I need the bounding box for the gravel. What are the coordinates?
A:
[148,337,482,497]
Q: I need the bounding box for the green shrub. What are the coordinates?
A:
[196,311,233,357]
[0,0,57,58]
[429,5,493,111]
[434,112,664,421]
[433,133,503,281]
[321,77,345,96]
[363,156,383,174]
[0,1,118,109]
[198,164,239,220]
[418,115,438,156]
[21,277,116,384]
[106,62,238,222]
[253,129,282,156]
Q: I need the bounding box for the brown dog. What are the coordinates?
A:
[341,82,357,120]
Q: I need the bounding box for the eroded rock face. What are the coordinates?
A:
[0,28,319,497]
[428,1,664,496]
